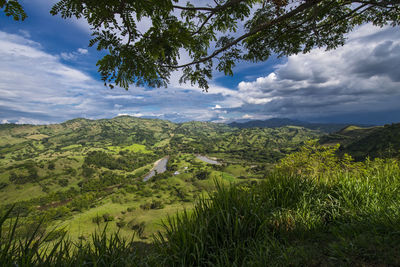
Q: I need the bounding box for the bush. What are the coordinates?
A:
[127,207,135,212]
[128,220,146,239]
[48,162,55,170]
[139,202,151,210]
[8,163,39,184]
[140,200,164,210]
[92,214,102,224]
[102,213,114,222]
[63,167,77,176]
[82,165,95,178]
[275,140,358,179]
[195,170,210,180]
[58,178,69,187]
[116,220,126,228]
[0,182,8,190]
[150,200,164,209]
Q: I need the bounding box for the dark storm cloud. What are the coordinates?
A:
[231,24,400,123]
[350,42,400,82]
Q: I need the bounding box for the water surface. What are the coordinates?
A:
[143,157,169,181]
[196,155,221,165]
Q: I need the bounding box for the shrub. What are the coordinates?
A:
[140,202,151,210]
[48,162,55,170]
[275,140,359,179]
[0,182,8,190]
[82,165,95,178]
[150,200,164,209]
[92,214,102,224]
[127,207,135,212]
[102,213,114,222]
[116,220,126,228]
[195,170,210,180]
[128,220,146,238]
[63,167,77,176]
[58,178,69,187]
[140,200,164,210]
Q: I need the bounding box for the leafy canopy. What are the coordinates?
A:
[0,0,26,21]
[4,1,400,90]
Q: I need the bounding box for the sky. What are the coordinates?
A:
[1,1,400,125]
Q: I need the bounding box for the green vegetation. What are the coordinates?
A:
[108,144,151,153]
[47,1,400,90]
[155,155,400,266]
[1,141,399,266]
[2,117,319,241]
[1,118,400,265]
[320,123,400,160]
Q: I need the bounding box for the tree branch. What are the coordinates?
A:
[168,0,323,68]
[172,5,214,11]
[173,0,248,12]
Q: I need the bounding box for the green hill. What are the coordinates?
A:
[320,123,400,160]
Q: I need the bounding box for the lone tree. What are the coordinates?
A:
[3,0,400,90]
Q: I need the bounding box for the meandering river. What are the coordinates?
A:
[143,155,220,182]
[196,155,221,165]
[143,156,169,182]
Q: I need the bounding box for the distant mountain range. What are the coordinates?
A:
[228,118,374,133]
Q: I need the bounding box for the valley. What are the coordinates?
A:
[0,116,323,241]
[1,117,400,265]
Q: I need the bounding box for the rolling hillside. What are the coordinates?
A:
[0,116,322,241]
[320,123,400,160]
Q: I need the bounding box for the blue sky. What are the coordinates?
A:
[1,1,400,125]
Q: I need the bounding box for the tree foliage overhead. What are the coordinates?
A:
[4,1,400,90]
[49,0,400,90]
[0,0,26,21]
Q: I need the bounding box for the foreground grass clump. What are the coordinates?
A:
[0,213,147,266]
[155,151,400,266]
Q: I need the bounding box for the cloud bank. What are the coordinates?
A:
[0,30,233,124]
[230,24,400,124]
[1,24,400,125]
